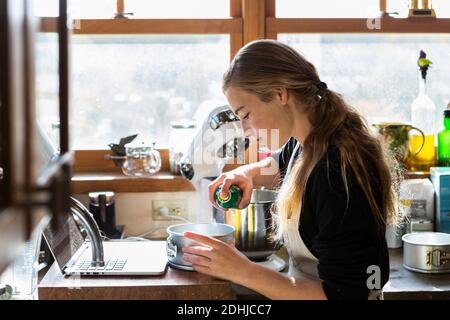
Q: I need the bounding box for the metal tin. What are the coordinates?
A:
[402,232,450,274]
[166,223,235,271]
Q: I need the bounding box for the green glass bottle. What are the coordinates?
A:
[438,103,450,166]
[214,185,242,209]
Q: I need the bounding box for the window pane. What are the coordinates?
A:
[35,33,60,149]
[34,0,117,18]
[33,0,58,17]
[125,0,230,18]
[279,34,450,128]
[69,0,117,18]
[276,0,380,18]
[433,0,450,17]
[388,0,450,18]
[70,35,229,149]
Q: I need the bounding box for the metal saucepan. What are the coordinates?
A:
[215,188,282,261]
[166,223,235,271]
[402,232,450,274]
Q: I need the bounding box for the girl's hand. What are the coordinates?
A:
[208,167,254,210]
[182,231,253,283]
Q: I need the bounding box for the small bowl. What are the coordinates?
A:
[166,223,235,271]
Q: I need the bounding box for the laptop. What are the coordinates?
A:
[42,211,168,276]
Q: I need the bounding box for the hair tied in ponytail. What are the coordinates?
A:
[316,81,328,97]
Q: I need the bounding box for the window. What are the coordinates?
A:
[126,0,230,18]
[277,0,450,18]
[34,0,450,172]
[276,0,380,18]
[36,0,238,150]
[279,34,450,126]
[273,0,450,127]
[69,35,229,149]
[35,33,60,148]
[34,0,231,18]
[35,0,117,18]
[387,0,450,18]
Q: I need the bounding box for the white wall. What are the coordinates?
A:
[74,191,208,239]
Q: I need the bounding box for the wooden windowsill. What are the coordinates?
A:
[71,148,253,193]
[404,171,430,179]
[72,171,196,193]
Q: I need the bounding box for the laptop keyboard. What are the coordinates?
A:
[76,259,127,272]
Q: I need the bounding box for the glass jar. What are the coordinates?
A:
[169,120,197,175]
[122,141,161,177]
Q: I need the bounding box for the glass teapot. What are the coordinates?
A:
[122,141,161,177]
[372,122,425,168]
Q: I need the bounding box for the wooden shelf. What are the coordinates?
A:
[404,171,430,179]
[72,172,196,193]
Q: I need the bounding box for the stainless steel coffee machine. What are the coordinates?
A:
[179,105,249,187]
[178,105,249,223]
[179,106,285,271]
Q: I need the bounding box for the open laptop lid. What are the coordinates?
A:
[42,212,85,273]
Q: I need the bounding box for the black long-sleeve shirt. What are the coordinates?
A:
[276,137,389,300]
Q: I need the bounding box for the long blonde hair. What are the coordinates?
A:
[223,39,400,240]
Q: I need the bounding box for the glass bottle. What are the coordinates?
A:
[408,76,437,172]
[438,103,450,166]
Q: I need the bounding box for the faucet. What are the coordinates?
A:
[70,197,105,267]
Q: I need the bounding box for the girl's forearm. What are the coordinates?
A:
[236,261,328,300]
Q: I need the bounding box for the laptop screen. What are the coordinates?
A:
[42,212,84,271]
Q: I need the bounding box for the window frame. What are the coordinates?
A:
[38,0,448,177]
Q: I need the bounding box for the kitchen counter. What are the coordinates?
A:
[232,248,450,300]
[383,248,450,300]
[38,248,450,300]
[38,262,232,300]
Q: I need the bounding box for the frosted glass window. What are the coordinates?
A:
[34,0,59,17]
[64,35,230,149]
[34,0,117,18]
[126,0,230,18]
[279,34,450,128]
[388,0,450,18]
[68,0,117,18]
[276,0,450,19]
[34,0,230,18]
[35,33,60,148]
[276,0,380,18]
